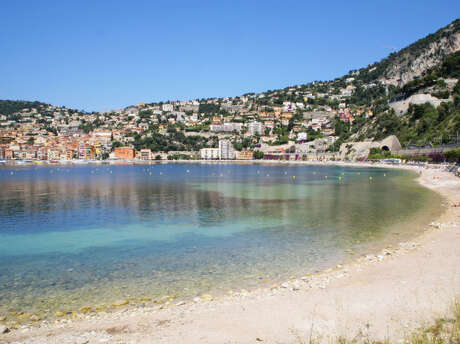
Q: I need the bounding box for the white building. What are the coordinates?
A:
[297,132,307,141]
[200,148,220,160]
[162,104,174,112]
[210,123,243,132]
[248,121,264,136]
[219,140,235,160]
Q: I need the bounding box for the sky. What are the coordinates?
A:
[1,1,459,112]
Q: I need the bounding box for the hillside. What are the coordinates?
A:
[0,19,459,161]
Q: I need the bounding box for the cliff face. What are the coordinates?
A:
[349,20,460,87]
[380,29,460,86]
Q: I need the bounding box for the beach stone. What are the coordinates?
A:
[201,294,214,301]
[79,306,92,313]
[55,311,65,317]
[111,300,129,307]
[176,301,186,306]
[292,281,301,291]
[30,315,41,322]
[0,316,5,321]
[0,325,9,334]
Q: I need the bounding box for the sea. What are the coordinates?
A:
[0,163,442,321]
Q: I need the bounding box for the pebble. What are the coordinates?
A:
[0,325,9,334]
[111,300,129,307]
[80,306,92,313]
[30,315,41,322]
[201,294,214,301]
[291,281,301,291]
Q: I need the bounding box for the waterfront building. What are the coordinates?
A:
[114,147,136,160]
[139,149,152,160]
[200,147,220,160]
[235,150,254,160]
[219,139,235,160]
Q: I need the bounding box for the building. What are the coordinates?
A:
[219,140,235,160]
[162,104,173,112]
[248,121,264,136]
[114,147,136,160]
[200,147,220,160]
[139,149,152,160]
[210,123,243,132]
[296,132,307,142]
[235,150,254,160]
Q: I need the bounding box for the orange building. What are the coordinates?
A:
[114,147,136,160]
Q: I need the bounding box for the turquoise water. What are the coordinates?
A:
[0,163,442,320]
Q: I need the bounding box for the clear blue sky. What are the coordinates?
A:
[1,1,459,112]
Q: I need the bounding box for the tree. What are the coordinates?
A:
[253,151,264,159]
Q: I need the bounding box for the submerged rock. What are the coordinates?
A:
[201,294,214,301]
[30,315,41,322]
[111,300,129,307]
[79,306,92,313]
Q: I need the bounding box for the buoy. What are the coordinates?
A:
[149,172,152,175]
[341,172,344,176]
[325,176,328,179]
[186,170,190,173]
[292,176,296,179]
[266,174,269,177]
[369,176,373,181]
[357,172,360,175]
[10,171,13,175]
[160,172,163,175]
[284,171,287,175]
[313,172,316,175]
[338,176,342,180]
[384,173,386,177]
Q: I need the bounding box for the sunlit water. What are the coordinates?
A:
[0,163,442,321]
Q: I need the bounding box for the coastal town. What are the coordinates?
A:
[0,81,374,163]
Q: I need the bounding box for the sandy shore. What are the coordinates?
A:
[2,164,460,344]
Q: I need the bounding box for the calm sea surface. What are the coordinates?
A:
[0,163,442,320]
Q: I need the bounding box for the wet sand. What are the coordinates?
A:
[2,163,460,343]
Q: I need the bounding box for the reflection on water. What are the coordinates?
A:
[0,163,442,319]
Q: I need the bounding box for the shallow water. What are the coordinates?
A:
[0,163,442,319]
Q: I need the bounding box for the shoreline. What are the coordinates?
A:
[2,163,460,343]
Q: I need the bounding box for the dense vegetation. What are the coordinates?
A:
[0,100,48,115]
[132,128,218,152]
